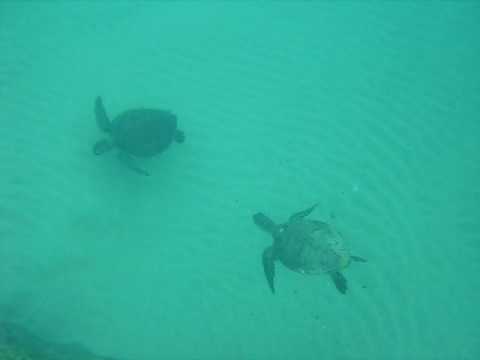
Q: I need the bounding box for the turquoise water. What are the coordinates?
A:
[1,2,479,359]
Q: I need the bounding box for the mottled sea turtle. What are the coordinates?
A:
[0,321,123,360]
[253,204,366,294]
[93,96,185,176]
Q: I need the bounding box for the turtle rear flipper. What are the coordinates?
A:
[262,246,276,294]
[289,203,318,222]
[174,130,185,143]
[95,96,112,133]
[93,139,114,155]
[118,152,150,176]
[330,271,347,294]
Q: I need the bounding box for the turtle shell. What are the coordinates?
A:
[274,219,350,275]
[111,109,178,157]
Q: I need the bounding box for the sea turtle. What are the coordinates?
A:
[93,96,185,176]
[253,204,366,294]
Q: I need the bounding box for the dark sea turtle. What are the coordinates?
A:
[253,204,366,294]
[93,96,185,176]
[0,321,123,360]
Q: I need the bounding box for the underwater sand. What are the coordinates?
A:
[1,2,479,359]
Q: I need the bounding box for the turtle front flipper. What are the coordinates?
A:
[95,96,112,133]
[117,152,150,176]
[330,271,347,294]
[351,255,367,263]
[262,246,276,294]
[289,203,318,222]
[253,212,277,234]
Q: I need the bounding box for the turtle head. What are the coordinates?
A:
[253,213,278,235]
[174,130,185,143]
[93,139,114,155]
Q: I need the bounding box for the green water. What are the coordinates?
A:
[1,2,479,359]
